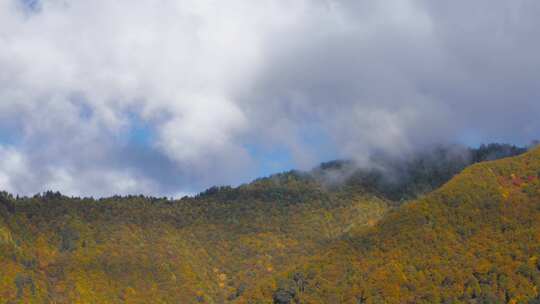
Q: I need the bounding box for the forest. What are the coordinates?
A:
[0,143,536,303]
[243,144,540,303]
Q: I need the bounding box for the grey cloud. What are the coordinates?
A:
[0,0,539,196]
[239,0,540,163]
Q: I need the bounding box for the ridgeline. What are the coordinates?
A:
[0,143,534,303]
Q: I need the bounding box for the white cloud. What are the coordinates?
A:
[43,167,157,198]
[0,144,158,197]
[0,0,539,196]
[0,146,31,193]
[0,0,275,195]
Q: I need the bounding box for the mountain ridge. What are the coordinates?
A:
[241,145,540,303]
[0,143,534,303]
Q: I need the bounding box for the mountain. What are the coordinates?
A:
[242,146,540,304]
[0,169,387,303]
[0,143,530,303]
[312,143,527,202]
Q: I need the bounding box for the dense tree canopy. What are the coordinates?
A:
[243,145,540,303]
[0,143,532,303]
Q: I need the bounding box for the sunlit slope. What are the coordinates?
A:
[0,172,387,304]
[0,144,528,303]
[242,147,540,304]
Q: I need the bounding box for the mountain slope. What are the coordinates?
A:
[0,172,388,303]
[241,146,540,303]
[0,143,529,303]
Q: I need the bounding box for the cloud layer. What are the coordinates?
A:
[1,0,539,196]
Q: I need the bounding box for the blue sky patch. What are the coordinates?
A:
[126,114,156,146]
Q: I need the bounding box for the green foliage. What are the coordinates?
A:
[334,143,525,202]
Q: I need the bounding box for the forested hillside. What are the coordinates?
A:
[0,144,529,303]
[1,176,387,303]
[243,146,540,303]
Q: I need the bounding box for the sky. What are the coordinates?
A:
[0,0,539,197]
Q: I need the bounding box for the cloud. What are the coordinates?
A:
[0,146,30,193]
[0,0,269,196]
[0,0,539,196]
[241,1,540,161]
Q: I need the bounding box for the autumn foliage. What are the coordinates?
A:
[0,143,534,303]
[243,146,540,303]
